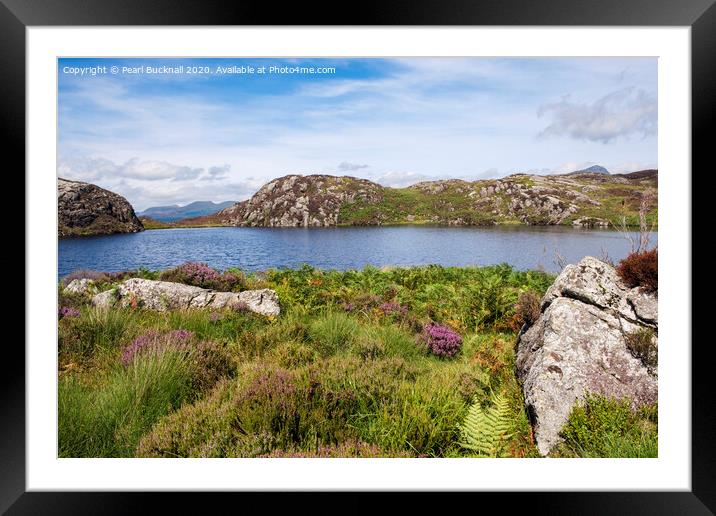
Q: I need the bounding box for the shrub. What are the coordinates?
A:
[557,394,657,458]
[418,322,462,358]
[514,291,542,327]
[616,248,658,294]
[188,340,235,392]
[379,301,409,317]
[624,327,658,370]
[160,262,246,291]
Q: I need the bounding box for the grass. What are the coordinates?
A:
[57,262,655,458]
[552,394,658,458]
[139,216,226,230]
[59,347,198,457]
[337,173,657,227]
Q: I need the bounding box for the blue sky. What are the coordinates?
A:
[58,57,657,210]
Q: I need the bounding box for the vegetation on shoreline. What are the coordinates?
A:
[57,260,657,458]
[138,216,225,230]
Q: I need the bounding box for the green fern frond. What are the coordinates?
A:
[458,391,515,457]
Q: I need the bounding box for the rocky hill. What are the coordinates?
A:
[215,170,657,228]
[218,175,383,227]
[58,178,144,238]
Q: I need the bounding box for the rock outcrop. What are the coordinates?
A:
[218,174,383,227]
[516,257,657,455]
[90,278,280,316]
[213,170,657,228]
[63,278,99,296]
[58,178,144,238]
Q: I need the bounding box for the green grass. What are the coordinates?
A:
[337,174,657,227]
[551,394,658,458]
[59,347,198,457]
[59,306,137,363]
[57,263,655,458]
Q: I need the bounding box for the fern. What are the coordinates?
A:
[458,391,514,457]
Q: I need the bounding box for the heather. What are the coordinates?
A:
[160,261,245,291]
[616,248,658,294]
[57,261,649,458]
[419,323,462,358]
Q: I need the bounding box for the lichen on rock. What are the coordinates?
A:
[91,278,280,317]
[516,256,657,455]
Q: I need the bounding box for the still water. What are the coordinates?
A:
[58,225,657,278]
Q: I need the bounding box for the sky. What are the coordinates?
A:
[58,57,658,211]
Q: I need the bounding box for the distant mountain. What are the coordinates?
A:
[138,201,236,222]
[570,165,609,175]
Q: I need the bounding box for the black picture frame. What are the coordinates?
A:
[5,0,711,512]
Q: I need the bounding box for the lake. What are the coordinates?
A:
[58,225,657,278]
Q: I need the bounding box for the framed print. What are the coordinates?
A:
[5,0,713,512]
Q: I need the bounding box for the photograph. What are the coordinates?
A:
[56,56,660,459]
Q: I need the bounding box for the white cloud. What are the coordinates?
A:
[608,162,658,174]
[58,156,260,210]
[59,156,204,182]
[337,162,369,172]
[551,161,599,174]
[478,168,500,179]
[537,87,657,144]
[370,170,433,188]
[202,164,231,181]
[57,156,119,182]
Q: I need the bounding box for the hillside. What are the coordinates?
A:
[138,200,235,222]
[567,165,609,175]
[214,170,657,228]
[58,178,144,238]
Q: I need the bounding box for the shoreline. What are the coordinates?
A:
[137,221,658,231]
